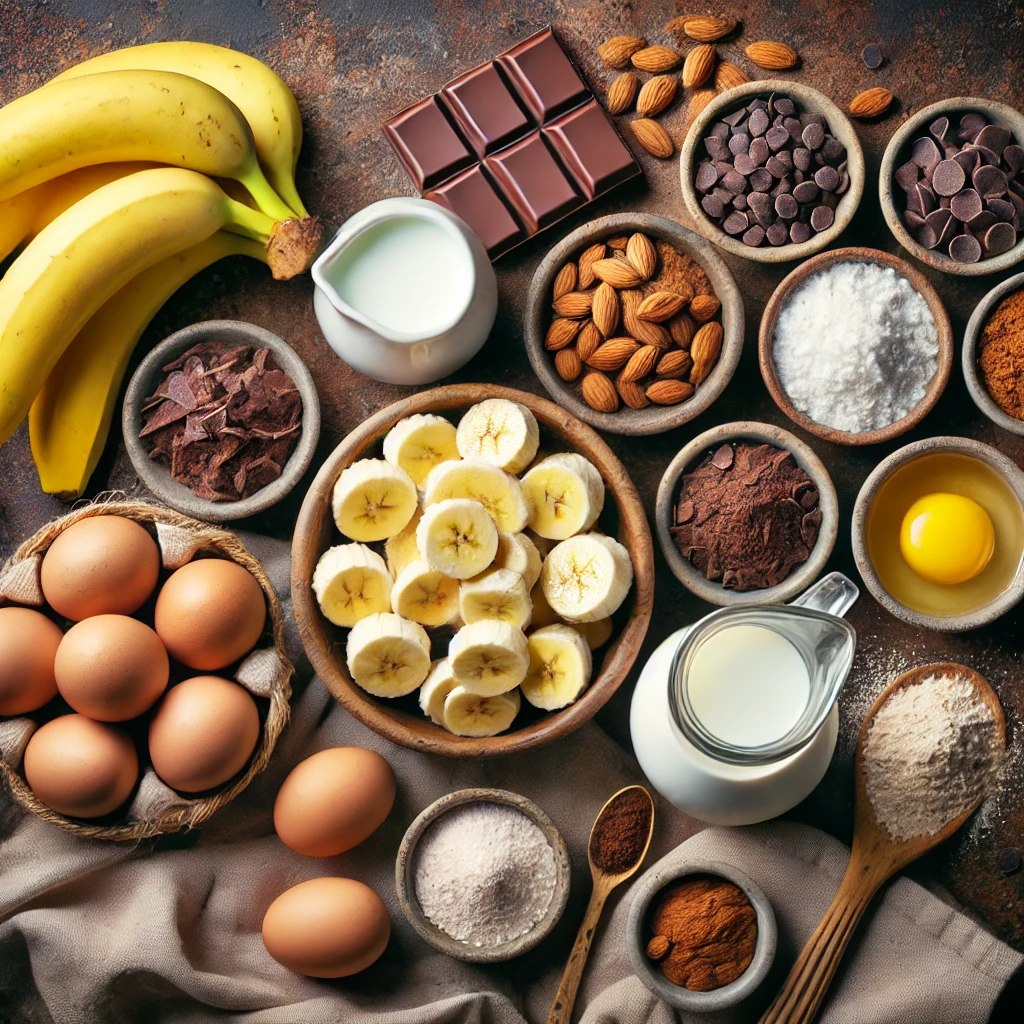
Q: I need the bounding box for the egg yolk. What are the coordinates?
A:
[899,492,995,585]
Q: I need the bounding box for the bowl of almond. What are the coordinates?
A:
[524,213,744,435]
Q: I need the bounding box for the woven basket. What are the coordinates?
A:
[0,499,293,841]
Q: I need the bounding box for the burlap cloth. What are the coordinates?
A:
[1,536,1019,1023]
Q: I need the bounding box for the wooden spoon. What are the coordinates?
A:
[548,785,655,1024]
[759,662,1005,1024]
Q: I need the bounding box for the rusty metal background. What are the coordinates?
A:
[1,0,1023,950]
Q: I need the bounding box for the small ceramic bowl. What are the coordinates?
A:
[524,213,744,436]
[963,270,1024,435]
[626,859,777,1012]
[394,788,571,963]
[123,320,320,522]
[656,421,838,606]
[880,97,1024,276]
[852,436,1024,631]
[679,80,865,264]
[759,247,954,445]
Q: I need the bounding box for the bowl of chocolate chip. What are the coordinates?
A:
[655,421,838,606]
[880,98,1024,275]
[680,80,865,263]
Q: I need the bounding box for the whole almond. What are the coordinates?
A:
[552,262,577,301]
[666,15,738,43]
[646,379,695,405]
[682,43,717,89]
[554,347,582,381]
[545,317,582,351]
[626,232,657,280]
[690,321,724,384]
[620,344,660,383]
[591,257,644,289]
[577,321,601,362]
[631,45,682,73]
[624,292,673,348]
[599,35,646,70]
[669,312,698,348]
[552,291,593,319]
[714,60,750,92]
[637,290,687,322]
[629,117,674,159]
[586,338,640,372]
[686,88,716,125]
[849,87,893,119]
[656,349,694,378]
[636,75,678,117]
[616,375,651,409]
[745,41,798,70]
[592,282,621,337]
[606,72,640,115]
[582,371,619,413]
[607,235,630,250]
[578,242,606,288]
[689,294,721,322]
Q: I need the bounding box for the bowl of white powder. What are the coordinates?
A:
[759,248,953,445]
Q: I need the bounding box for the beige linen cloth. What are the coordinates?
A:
[1,535,1020,1024]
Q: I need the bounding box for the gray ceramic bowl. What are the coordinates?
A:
[524,213,744,435]
[852,436,1024,631]
[656,421,838,606]
[680,80,865,264]
[963,270,1024,435]
[394,788,571,963]
[880,97,1024,276]
[123,320,320,522]
[626,858,777,1012]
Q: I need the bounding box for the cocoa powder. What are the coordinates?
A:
[590,788,653,874]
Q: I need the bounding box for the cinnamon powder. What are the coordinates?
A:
[978,288,1024,419]
[590,789,653,875]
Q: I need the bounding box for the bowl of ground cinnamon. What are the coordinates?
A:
[626,859,777,1011]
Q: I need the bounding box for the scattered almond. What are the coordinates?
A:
[607,235,630,250]
[599,35,647,69]
[637,291,687,322]
[849,87,893,119]
[669,312,697,349]
[552,291,593,319]
[578,242,606,288]
[686,88,716,125]
[576,321,601,362]
[629,117,674,159]
[591,257,644,289]
[620,344,660,383]
[667,15,737,43]
[592,282,621,338]
[554,347,582,381]
[745,41,798,70]
[626,232,657,280]
[582,371,619,413]
[552,262,577,301]
[646,379,694,405]
[636,75,678,118]
[655,349,694,379]
[689,294,721,322]
[606,72,641,116]
[682,43,717,89]
[586,338,641,372]
[714,60,750,92]
[545,317,582,351]
[631,44,682,73]
[616,375,651,409]
[690,321,723,384]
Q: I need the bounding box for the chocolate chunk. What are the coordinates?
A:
[932,158,966,196]
[930,116,950,142]
[766,221,790,245]
[1004,144,1024,174]
[543,101,638,199]
[983,221,1017,255]
[722,169,747,194]
[701,194,726,219]
[695,161,720,192]
[766,155,789,179]
[748,108,770,137]
[775,97,796,116]
[894,159,921,190]
[722,210,749,235]
[711,444,735,469]
[766,125,791,152]
[976,124,1012,153]
[733,152,756,176]
[801,123,825,150]
[789,221,812,244]
[912,136,942,170]
[949,232,982,262]
[792,180,819,203]
[749,168,773,193]
[810,205,834,231]
[861,43,883,68]
[742,224,766,246]
[775,193,798,219]
[973,163,1007,198]
[814,166,840,192]
[384,96,475,190]
[950,187,983,222]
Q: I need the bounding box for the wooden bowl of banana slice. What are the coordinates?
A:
[291,383,654,758]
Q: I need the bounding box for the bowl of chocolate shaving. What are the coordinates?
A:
[123,320,320,522]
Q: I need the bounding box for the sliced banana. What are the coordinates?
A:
[459,567,533,631]
[345,612,431,698]
[332,458,418,542]
[494,531,543,591]
[456,398,540,475]
[575,616,614,651]
[448,619,529,696]
[522,452,605,540]
[443,685,521,737]
[521,624,593,710]
[423,459,532,533]
[541,533,633,623]
[529,579,562,628]
[312,544,392,627]
[419,658,459,725]
[391,559,460,627]
[385,507,423,580]
[526,530,555,559]
[417,498,498,580]
[383,413,460,485]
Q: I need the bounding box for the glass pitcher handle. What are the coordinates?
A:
[790,571,859,619]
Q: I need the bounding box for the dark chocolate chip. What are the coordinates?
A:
[722,210,749,235]
[695,161,720,192]
[775,193,799,219]
[766,221,790,245]
[983,221,1017,255]
[766,125,791,152]
[911,136,942,169]
[770,176,793,198]
[976,124,1012,153]
[1004,144,1024,174]
[704,136,732,162]
[789,220,812,243]
[711,444,735,470]
[929,116,949,142]
[722,108,747,127]
[775,97,796,116]
[894,159,921,190]
[861,43,883,68]
[800,112,826,127]
[986,197,1015,222]
[722,169,747,194]
[814,166,840,192]
[932,159,966,196]
[810,205,834,231]
[701,194,725,219]
[749,168,773,193]
[820,189,839,210]
[968,209,997,231]
[733,152,756,176]
[733,192,749,211]
[950,187,983,222]
[997,848,1022,875]
[748,190,774,226]
[766,155,789,179]
[749,98,769,111]
[904,209,926,227]
[975,143,1002,166]
[942,141,960,159]
[914,224,938,249]
[821,137,846,164]
[949,232,982,262]
[729,133,751,155]
[936,212,960,248]
[801,123,825,150]
[712,185,733,204]
[957,112,986,141]
[749,136,770,166]
[925,208,952,232]
[792,180,819,203]
[748,108,770,137]
[793,147,812,173]
[710,121,732,140]
[837,169,850,194]
[742,224,766,246]
[953,148,980,176]
[974,163,1008,198]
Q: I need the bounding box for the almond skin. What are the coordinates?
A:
[669,312,698,349]
[545,318,582,351]
[592,282,621,338]
[586,338,641,372]
[637,291,687,322]
[745,41,798,70]
[636,75,678,117]
[666,15,737,43]
[682,43,717,89]
[629,117,674,158]
[690,321,724,384]
[714,60,750,92]
[606,72,640,115]
[626,233,657,280]
[577,242,606,288]
[607,235,630,250]
[686,88,716,125]
[849,87,893,119]
[620,344,660,382]
[552,291,593,319]
[576,321,601,362]
[622,288,670,348]
[599,35,646,70]
[554,347,582,381]
[552,262,577,301]
[616,375,651,409]
[582,371,619,413]
[646,379,695,405]
[656,349,694,379]
[591,257,644,289]
[631,45,682,73]
[689,294,721,323]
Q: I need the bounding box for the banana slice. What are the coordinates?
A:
[529,579,562,628]
[419,658,459,725]
[391,559,460,627]
[456,398,540,474]
[459,567,533,630]
[423,459,532,533]
[383,413,460,485]
[522,452,605,540]
[312,543,392,627]
[443,685,521,737]
[417,498,498,580]
[575,616,614,651]
[332,458,418,542]
[345,612,431,698]
[526,530,555,559]
[385,507,423,580]
[448,619,529,696]
[541,533,633,623]
[521,624,593,710]
[494,531,543,591]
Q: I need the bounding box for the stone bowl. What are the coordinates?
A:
[759,247,954,445]
[962,270,1024,435]
[851,436,1024,631]
[679,80,865,264]
[523,212,744,436]
[655,420,838,606]
[394,788,571,963]
[123,320,321,522]
[626,858,777,1012]
[879,97,1024,276]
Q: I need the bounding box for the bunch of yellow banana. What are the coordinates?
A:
[0,42,320,499]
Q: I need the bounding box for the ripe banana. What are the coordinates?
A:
[346,612,431,698]
[494,530,543,590]
[417,499,498,579]
[391,559,460,627]
[332,459,419,542]
[521,624,592,710]
[448,619,529,696]
[419,659,459,726]
[541,533,634,623]
[383,413,460,485]
[456,398,539,475]
[312,544,393,627]
[522,452,605,540]
[385,508,423,579]
[51,41,309,218]
[459,568,533,630]
[575,617,614,651]
[443,685,521,737]
[30,230,265,499]
[529,580,563,628]
[423,459,532,533]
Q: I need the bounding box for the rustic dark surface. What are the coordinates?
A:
[1,0,1023,952]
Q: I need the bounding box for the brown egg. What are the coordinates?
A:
[262,877,390,978]
[274,748,396,857]
[40,515,160,621]
[23,714,138,817]
[154,559,266,670]
[55,614,169,721]
[0,607,63,716]
[148,675,260,792]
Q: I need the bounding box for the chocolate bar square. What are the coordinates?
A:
[499,27,590,123]
[441,62,533,157]
[383,96,474,190]
[426,165,524,258]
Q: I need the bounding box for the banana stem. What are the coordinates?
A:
[240,166,303,223]
[223,195,322,280]
[224,196,276,243]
